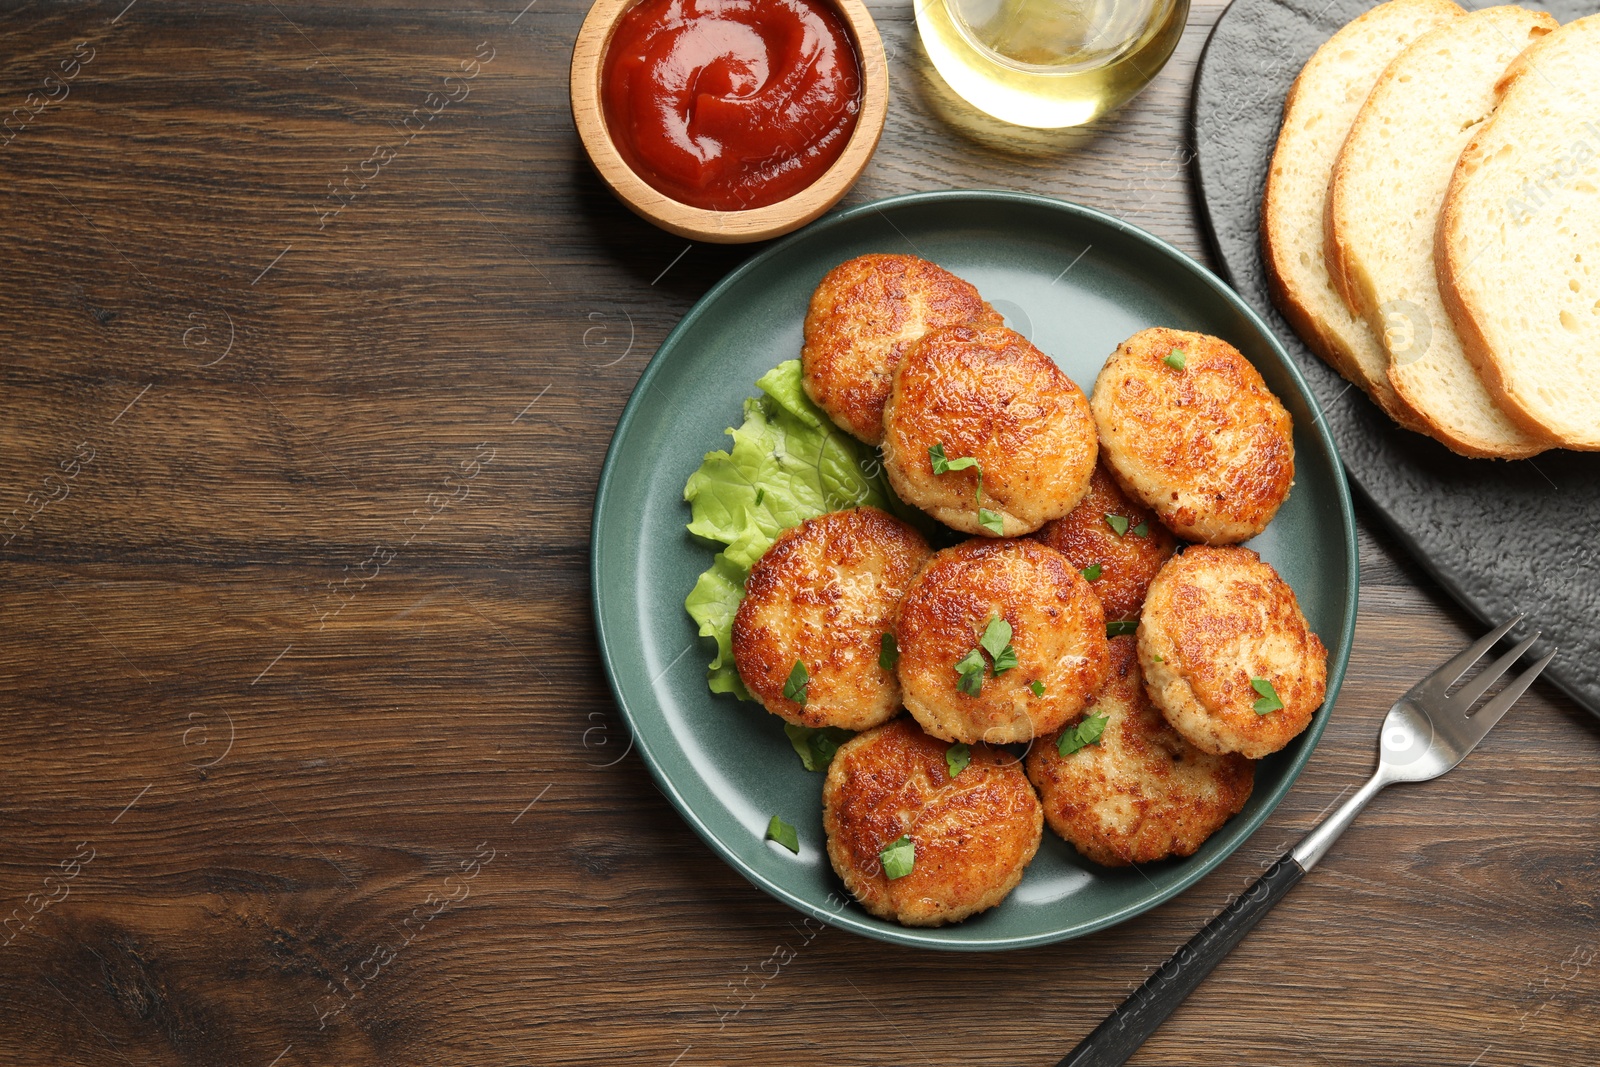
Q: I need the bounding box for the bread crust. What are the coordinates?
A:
[1326,6,1555,459]
[1323,140,1364,322]
[1437,14,1600,451]
[1263,125,1362,386]
[1434,222,1559,442]
[1262,0,1462,431]
[1263,49,1354,382]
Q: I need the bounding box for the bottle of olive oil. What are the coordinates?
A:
[916,0,1189,128]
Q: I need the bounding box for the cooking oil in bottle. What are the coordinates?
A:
[916,0,1190,129]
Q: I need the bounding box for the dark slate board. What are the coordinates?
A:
[1191,0,1600,719]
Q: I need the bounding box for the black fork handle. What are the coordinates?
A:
[1058,854,1307,1067]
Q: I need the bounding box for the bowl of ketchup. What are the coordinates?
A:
[571,0,889,243]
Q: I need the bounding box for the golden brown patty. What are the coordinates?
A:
[894,538,1109,744]
[1034,462,1179,624]
[732,507,931,730]
[801,254,1003,445]
[1091,328,1295,545]
[823,717,1043,927]
[1026,636,1254,867]
[882,324,1098,537]
[1139,546,1327,759]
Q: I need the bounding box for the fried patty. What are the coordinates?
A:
[732,507,932,730]
[1139,546,1327,759]
[1092,328,1295,545]
[1034,462,1179,624]
[882,324,1098,537]
[1026,636,1254,867]
[894,538,1109,745]
[823,717,1043,927]
[801,254,1003,445]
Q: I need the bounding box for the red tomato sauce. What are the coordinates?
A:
[601,0,862,211]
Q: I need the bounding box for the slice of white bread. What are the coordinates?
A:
[1263,0,1462,431]
[1326,7,1555,459]
[1438,13,1600,451]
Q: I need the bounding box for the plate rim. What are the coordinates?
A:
[590,188,1359,951]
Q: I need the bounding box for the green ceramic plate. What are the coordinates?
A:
[591,191,1357,950]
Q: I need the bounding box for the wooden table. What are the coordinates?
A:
[2,2,1595,1064]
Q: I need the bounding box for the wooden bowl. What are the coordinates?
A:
[569,0,889,244]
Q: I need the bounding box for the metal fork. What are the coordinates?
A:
[1061,616,1557,1067]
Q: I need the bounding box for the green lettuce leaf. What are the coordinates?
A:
[684,554,750,697]
[784,723,854,772]
[683,360,889,700]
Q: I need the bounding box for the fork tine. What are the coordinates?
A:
[1464,649,1557,737]
[1445,631,1541,716]
[1414,613,1526,699]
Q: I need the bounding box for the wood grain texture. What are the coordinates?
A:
[0,2,1595,1066]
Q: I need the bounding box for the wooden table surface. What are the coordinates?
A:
[2,2,1596,1065]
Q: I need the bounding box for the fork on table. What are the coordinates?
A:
[1062,615,1557,1067]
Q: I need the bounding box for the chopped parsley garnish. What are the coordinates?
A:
[879,632,899,671]
[1106,620,1139,637]
[957,617,1020,691]
[1132,521,1149,538]
[755,488,765,505]
[783,723,853,771]
[1028,680,1046,698]
[879,835,915,880]
[1081,563,1103,582]
[931,444,999,524]
[954,649,986,696]
[1105,513,1130,536]
[945,743,970,779]
[981,616,1018,674]
[1057,712,1109,756]
[1251,677,1284,715]
[979,617,1012,660]
[782,660,810,705]
[1164,349,1187,370]
[929,443,979,475]
[765,815,799,854]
